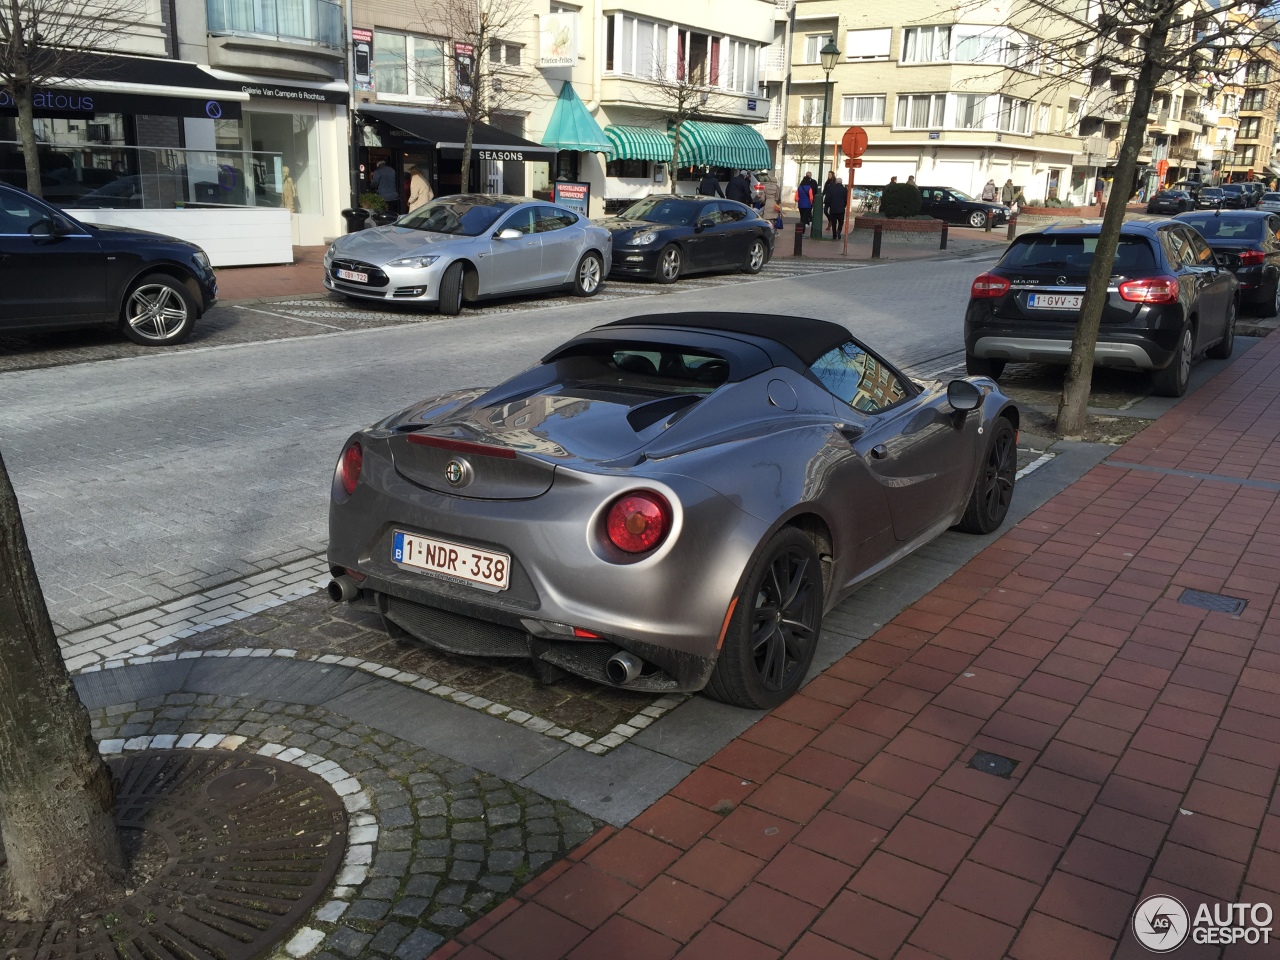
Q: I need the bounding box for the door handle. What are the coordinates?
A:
[870,444,888,460]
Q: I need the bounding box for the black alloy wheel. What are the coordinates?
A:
[956,417,1017,534]
[705,527,823,709]
[743,238,768,274]
[1207,297,1236,359]
[656,244,683,284]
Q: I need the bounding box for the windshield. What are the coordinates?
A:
[1176,216,1264,241]
[619,197,700,226]
[1221,184,1244,194]
[1000,234,1158,273]
[397,198,514,236]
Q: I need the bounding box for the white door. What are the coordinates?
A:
[485,158,503,195]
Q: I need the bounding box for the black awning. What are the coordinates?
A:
[359,106,558,160]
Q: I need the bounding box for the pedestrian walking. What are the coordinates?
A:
[697,169,724,197]
[726,170,753,205]
[407,165,433,212]
[797,172,816,229]
[371,160,400,214]
[761,176,782,229]
[1000,179,1015,206]
[981,178,998,202]
[824,175,848,240]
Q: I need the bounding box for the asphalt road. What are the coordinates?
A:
[1,251,1001,634]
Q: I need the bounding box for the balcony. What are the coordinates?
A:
[761,42,787,83]
[207,0,343,49]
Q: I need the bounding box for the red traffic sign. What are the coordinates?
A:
[841,126,868,159]
[845,158,863,168]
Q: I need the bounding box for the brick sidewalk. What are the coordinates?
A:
[435,333,1280,959]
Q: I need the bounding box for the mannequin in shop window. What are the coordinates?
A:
[281,166,297,213]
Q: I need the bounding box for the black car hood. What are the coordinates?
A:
[86,222,187,245]
[600,218,671,234]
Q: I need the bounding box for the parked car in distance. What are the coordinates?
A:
[964,220,1238,397]
[601,196,774,283]
[1218,183,1254,208]
[326,312,1019,707]
[323,195,611,313]
[0,182,215,344]
[1257,192,1280,213]
[1196,186,1225,208]
[1147,190,1193,215]
[1244,182,1266,207]
[1175,209,1280,317]
[917,186,1009,228]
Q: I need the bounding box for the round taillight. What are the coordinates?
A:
[338,443,362,496]
[605,492,671,554]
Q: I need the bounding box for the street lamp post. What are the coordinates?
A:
[812,39,841,240]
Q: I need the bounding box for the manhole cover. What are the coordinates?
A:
[1178,589,1246,615]
[968,751,1018,778]
[0,749,346,959]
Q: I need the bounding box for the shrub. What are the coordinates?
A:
[358,191,387,212]
[880,182,922,218]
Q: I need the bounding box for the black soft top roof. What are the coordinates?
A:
[598,312,853,366]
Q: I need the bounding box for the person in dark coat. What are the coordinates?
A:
[726,170,753,205]
[824,176,848,240]
[797,172,816,229]
[697,170,724,197]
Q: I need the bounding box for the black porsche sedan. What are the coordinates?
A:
[917,186,1008,229]
[0,182,216,344]
[1175,209,1280,317]
[964,220,1237,397]
[602,196,773,283]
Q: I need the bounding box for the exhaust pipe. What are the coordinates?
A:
[327,575,361,603]
[605,651,643,685]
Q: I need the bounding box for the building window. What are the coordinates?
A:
[798,96,826,125]
[845,28,890,61]
[1242,89,1266,111]
[1239,117,1261,140]
[840,95,885,124]
[724,38,758,92]
[997,95,1031,133]
[206,0,342,49]
[1235,146,1257,166]
[901,26,950,63]
[375,30,446,99]
[804,33,834,64]
[955,93,988,129]
[489,41,521,66]
[1246,61,1270,84]
[895,93,945,128]
[606,158,649,177]
[1037,103,1050,132]
[608,14,669,79]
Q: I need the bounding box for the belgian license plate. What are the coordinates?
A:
[336,268,368,283]
[1027,293,1082,310]
[393,531,510,590]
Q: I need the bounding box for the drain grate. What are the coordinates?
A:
[1178,589,1247,616]
[968,751,1018,779]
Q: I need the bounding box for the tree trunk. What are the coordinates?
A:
[461,120,475,193]
[669,122,683,195]
[15,85,42,199]
[1056,19,1168,438]
[0,448,124,919]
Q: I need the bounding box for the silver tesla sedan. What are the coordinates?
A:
[323,194,612,313]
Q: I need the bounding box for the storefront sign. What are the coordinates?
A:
[478,149,525,161]
[455,43,475,101]
[236,83,347,104]
[352,28,373,91]
[539,13,577,67]
[553,180,590,215]
[0,86,241,119]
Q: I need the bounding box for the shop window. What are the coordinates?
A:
[606,158,649,178]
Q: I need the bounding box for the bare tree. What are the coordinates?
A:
[643,60,737,193]
[0,0,142,196]
[786,121,822,183]
[409,0,537,192]
[969,0,1280,436]
[0,448,124,919]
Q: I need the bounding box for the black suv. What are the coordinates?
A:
[1175,210,1280,317]
[0,182,216,344]
[1218,183,1254,209]
[964,221,1238,397]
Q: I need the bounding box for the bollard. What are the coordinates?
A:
[793,222,804,257]
[940,223,948,250]
[984,212,993,233]
[1007,216,1017,241]
[871,223,883,259]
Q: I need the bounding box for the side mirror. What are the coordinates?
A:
[495,227,522,240]
[947,378,983,411]
[695,217,714,231]
[29,217,66,238]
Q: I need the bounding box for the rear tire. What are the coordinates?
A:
[956,417,1017,534]
[1256,277,1280,318]
[1207,298,1236,359]
[965,354,1005,379]
[438,262,464,315]
[1152,322,1193,397]
[704,527,823,710]
[742,238,768,274]
[120,274,197,345]
[572,251,604,297]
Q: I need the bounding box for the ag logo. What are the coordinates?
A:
[1134,895,1190,952]
[443,458,470,487]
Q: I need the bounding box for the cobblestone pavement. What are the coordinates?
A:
[0,259,863,375]
[89,696,598,960]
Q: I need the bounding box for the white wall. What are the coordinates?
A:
[66,208,293,266]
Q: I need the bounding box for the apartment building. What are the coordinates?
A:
[783,0,1089,204]
[1231,44,1280,181]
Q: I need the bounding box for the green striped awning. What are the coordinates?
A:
[604,125,673,162]
[677,121,771,170]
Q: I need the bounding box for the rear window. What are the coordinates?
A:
[554,343,730,394]
[1177,216,1264,240]
[999,235,1158,273]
